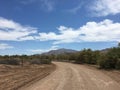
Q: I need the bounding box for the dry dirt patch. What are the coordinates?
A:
[0,64,56,90]
[101,70,120,85]
[83,64,120,85]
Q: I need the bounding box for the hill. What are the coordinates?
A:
[42,48,77,55]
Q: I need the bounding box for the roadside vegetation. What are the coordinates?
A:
[0,55,52,66]
[0,43,120,70]
[0,55,55,90]
[51,43,120,70]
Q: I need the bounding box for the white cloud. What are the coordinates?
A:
[37,19,120,44]
[0,43,13,50]
[0,17,37,41]
[29,45,59,54]
[1,17,120,45]
[90,0,120,16]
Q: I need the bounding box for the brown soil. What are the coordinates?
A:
[102,70,120,84]
[21,62,120,90]
[83,64,120,85]
[0,64,56,90]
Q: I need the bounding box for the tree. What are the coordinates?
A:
[75,51,85,64]
[116,59,120,69]
[68,53,77,62]
[20,55,28,66]
[118,42,120,47]
[98,47,120,69]
[91,50,100,64]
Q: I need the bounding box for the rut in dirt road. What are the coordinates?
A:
[20,62,120,90]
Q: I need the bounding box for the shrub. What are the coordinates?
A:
[30,59,51,64]
[116,59,120,69]
[41,59,51,64]
[107,47,120,60]
[91,51,100,64]
[75,49,100,64]
[30,59,41,64]
[75,52,85,64]
[98,47,120,69]
[0,59,20,65]
[99,59,116,69]
[98,54,117,69]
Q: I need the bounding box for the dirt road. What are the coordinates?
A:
[20,62,120,90]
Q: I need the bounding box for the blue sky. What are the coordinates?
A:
[0,0,120,55]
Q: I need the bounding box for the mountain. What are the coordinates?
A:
[42,48,77,55]
[101,48,110,53]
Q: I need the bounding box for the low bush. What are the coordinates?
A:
[30,59,51,64]
[98,53,118,69]
[30,59,41,64]
[116,59,120,69]
[41,59,51,64]
[0,59,20,65]
[98,59,117,69]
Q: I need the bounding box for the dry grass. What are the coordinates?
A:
[0,64,56,90]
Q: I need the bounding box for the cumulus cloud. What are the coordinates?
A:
[29,45,59,53]
[37,19,120,44]
[1,17,120,45]
[90,0,120,16]
[0,43,13,50]
[0,17,37,41]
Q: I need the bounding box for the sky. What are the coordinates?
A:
[0,0,120,55]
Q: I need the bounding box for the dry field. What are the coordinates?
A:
[0,64,56,90]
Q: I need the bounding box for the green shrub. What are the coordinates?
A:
[98,54,117,69]
[41,59,51,64]
[75,49,100,64]
[30,59,41,64]
[75,52,85,64]
[116,59,120,69]
[0,59,20,65]
[30,59,51,64]
[98,47,120,69]
[91,51,100,64]
[99,59,116,69]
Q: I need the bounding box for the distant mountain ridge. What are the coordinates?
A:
[42,48,77,55]
[40,48,110,55]
[101,48,110,53]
